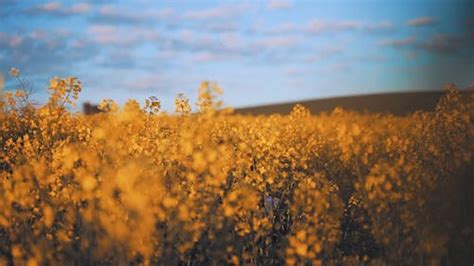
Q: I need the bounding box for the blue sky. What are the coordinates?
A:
[1,0,473,110]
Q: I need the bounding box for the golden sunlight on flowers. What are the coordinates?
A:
[0,73,472,265]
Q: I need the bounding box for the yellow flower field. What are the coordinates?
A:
[0,76,473,265]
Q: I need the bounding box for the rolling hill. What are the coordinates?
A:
[234,90,473,116]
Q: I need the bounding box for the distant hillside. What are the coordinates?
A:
[83,89,473,116]
[234,90,473,116]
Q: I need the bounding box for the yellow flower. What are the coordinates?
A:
[10,67,20,77]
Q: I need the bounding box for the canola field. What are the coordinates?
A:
[0,76,473,265]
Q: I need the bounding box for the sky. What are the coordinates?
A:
[0,0,473,110]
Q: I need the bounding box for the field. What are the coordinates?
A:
[0,78,473,265]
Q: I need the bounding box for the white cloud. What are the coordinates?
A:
[253,36,301,49]
[69,3,91,14]
[202,22,239,32]
[406,16,437,27]
[363,21,393,33]
[29,1,91,15]
[0,29,99,78]
[379,32,472,55]
[329,63,351,72]
[267,0,293,10]
[183,5,246,20]
[285,67,303,75]
[307,47,343,62]
[419,33,464,54]
[88,25,118,41]
[88,25,159,46]
[94,5,174,24]
[219,34,244,51]
[253,20,394,35]
[126,74,167,91]
[0,32,23,47]
[193,52,233,63]
[378,36,416,47]
[264,23,299,34]
[37,1,61,12]
[307,20,361,34]
[178,30,194,44]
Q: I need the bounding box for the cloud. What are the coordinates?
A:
[183,5,248,20]
[27,2,91,16]
[0,32,23,47]
[285,67,305,76]
[267,0,293,10]
[125,74,168,91]
[200,22,239,33]
[155,50,177,60]
[192,52,236,63]
[92,5,174,24]
[69,3,91,14]
[29,29,70,40]
[418,33,465,54]
[285,67,298,75]
[267,23,298,34]
[87,25,159,46]
[182,21,239,34]
[250,22,299,35]
[307,20,361,34]
[253,36,301,49]
[329,63,351,72]
[252,20,393,36]
[307,47,343,62]
[37,1,61,12]
[157,30,303,65]
[378,36,416,48]
[363,21,394,33]
[350,55,388,63]
[88,25,120,44]
[379,31,473,55]
[157,31,247,60]
[0,29,99,81]
[219,34,246,52]
[406,16,437,27]
[306,20,393,35]
[98,50,138,69]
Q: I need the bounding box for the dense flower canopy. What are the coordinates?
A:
[0,74,473,265]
